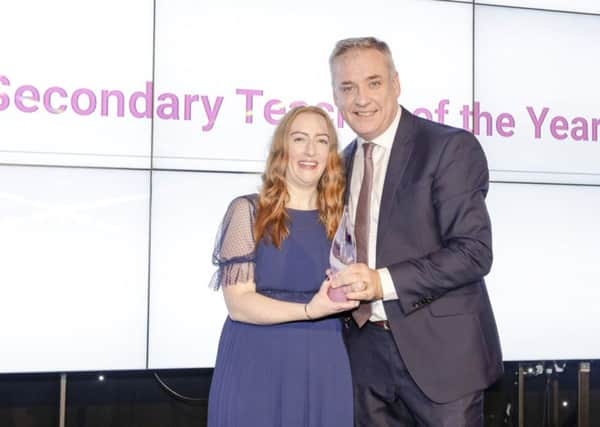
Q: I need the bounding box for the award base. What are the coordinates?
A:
[327,285,352,302]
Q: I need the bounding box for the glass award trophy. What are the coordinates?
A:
[327,206,356,302]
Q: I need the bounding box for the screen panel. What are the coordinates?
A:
[0,166,150,373]
[475,5,600,185]
[476,1,600,14]
[152,0,473,172]
[0,0,154,169]
[486,182,600,361]
[148,171,261,369]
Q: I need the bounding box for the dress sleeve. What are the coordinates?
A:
[209,195,257,290]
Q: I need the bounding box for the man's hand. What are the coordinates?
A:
[332,263,383,302]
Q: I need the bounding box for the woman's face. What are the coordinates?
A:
[285,112,331,192]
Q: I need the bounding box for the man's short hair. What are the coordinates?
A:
[329,37,397,74]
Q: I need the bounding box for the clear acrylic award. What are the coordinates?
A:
[327,206,356,302]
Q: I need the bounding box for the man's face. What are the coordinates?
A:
[331,48,400,141]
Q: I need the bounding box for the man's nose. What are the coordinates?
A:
[354,87,369,106]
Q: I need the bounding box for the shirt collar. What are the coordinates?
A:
[357,106,402,151]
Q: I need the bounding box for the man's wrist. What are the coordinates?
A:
[377,267,398,301]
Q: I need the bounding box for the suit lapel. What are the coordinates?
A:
[377,108,416,259]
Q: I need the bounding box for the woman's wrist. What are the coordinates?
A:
[304,302,313,320]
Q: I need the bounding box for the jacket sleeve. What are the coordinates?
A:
[387,131,493,315]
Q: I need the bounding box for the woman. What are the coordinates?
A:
[207,106,357,426]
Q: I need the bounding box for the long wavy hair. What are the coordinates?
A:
[254,106,345,247]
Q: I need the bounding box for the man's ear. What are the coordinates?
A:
[393,72,401,98]
[332,87,340,107]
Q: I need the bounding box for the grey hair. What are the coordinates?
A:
[329,37,397,74]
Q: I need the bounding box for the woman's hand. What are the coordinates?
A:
[305,278,359,319]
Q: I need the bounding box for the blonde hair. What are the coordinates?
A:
[254,106,345,247]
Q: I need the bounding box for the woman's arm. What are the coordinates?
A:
[223,278,359,325]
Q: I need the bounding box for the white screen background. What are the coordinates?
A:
[1,0,599,372]
[0,166,150,372]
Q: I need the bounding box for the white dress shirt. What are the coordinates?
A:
[348,107,401,321]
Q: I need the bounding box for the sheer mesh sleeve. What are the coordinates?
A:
[209,194,258,290]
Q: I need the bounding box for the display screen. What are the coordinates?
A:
[1,0,598,372]
[0,166,150,372]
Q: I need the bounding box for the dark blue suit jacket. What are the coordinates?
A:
[343,107,503,403]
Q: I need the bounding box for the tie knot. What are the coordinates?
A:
[362,142,374,159]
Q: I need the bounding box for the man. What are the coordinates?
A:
[330,37,503,426]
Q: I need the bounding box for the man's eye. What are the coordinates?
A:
[369,80,381,88]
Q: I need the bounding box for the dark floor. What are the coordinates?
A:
[1,361,598,427]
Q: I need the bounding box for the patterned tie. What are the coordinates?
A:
[352,142,374,327]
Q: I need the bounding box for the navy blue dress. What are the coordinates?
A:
[207,195,353,427]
